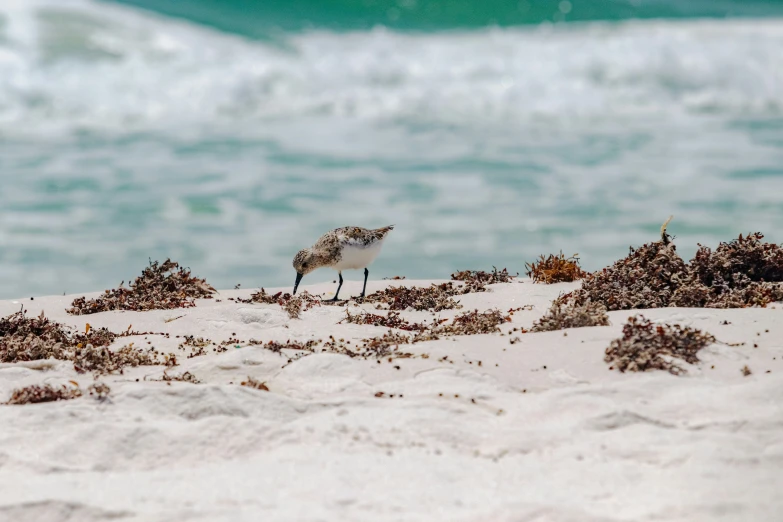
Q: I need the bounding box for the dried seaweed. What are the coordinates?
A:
[690,232,783,287]
[241,376,269,391]
[262,339,320,354]
[236,289,321,318]
[1,310,114,363]
[87,382,112,401]
[158,371,201,384]
[559,222,783,311]
[321,333,416,360]
[5,384,82,405]
[567,240,686,310]
[531,301,609,332]
[362,283,469,311]
[68,259,215,315]
[605,315,715,375]
[341,310,430,331]
[73,343,172,374]
[526,252,588,284]
[0,309,172,375]
[676,233,783,308]
[451,267,516,286]
[359,331,414,359]
[178,336,212,358]
[437,309,511,336]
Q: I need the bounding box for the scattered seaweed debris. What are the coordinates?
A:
[241,376,269,391]
[362,283,469,311]
[359,331,414,359]
[451,267,516,286]
[178,336,212,358]
[605,315,716,375]
[531,301,609,332]
[321,333,417,360]
[234,289,321,319]
[73,343,175,375]
[262,339,320,355]
[526,252,587,284]
[158,371,201,384]
[0,309,173,374]
[4,383,82,405]
[741,365,753,377]
[68,259,216,315]
[341,310,430,331]
[438,309,511,336]
[0,310,115,364]
[88,382,112,401]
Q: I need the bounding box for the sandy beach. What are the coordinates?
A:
[1,277,781,522]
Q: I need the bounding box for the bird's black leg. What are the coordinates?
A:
[361,267,369,298]
[326,272,344,302]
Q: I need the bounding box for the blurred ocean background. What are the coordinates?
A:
[1,0,783,298]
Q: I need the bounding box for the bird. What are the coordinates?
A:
[292,225,394,301]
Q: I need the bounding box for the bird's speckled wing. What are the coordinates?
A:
[316,226,394,250]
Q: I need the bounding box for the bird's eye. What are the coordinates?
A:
[302,262,308,268]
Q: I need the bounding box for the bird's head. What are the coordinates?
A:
[292,248,318,294]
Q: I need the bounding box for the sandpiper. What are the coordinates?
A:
[292,225,394,301]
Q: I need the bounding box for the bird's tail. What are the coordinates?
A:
[375,225,395,238]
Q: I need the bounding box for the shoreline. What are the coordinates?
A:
[1,278,781,520]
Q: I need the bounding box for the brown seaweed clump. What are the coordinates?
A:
[157,371,201,384]
[241,376,269,391]
[262,339,320,354]
[0,309,172,375]
[321,333,417,360]
[362,283,469,311]
[531,301,609,332]
[237,289,321,319]
[359,331,414,359]
[68,259,216,315]
[0,310,116,364]
[673,232,783,308]
[451,267,516,287]
[605,315,715,375]
[560,220,783,310]
[5,384,83,405]
[341,310,430,331]
[73,343,174,374]
[438,309,511,336]
[526,252,588,284]
[567,239,686,310]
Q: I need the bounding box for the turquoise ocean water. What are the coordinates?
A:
[1,0,783,298]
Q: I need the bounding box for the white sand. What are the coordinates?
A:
[0,279,781,522]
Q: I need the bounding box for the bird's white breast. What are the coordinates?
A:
[333,239,385,271]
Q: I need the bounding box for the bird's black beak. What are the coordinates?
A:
[293,272,303,295]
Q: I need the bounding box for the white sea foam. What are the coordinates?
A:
[1,0,783,298]
[1,0,782,137]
